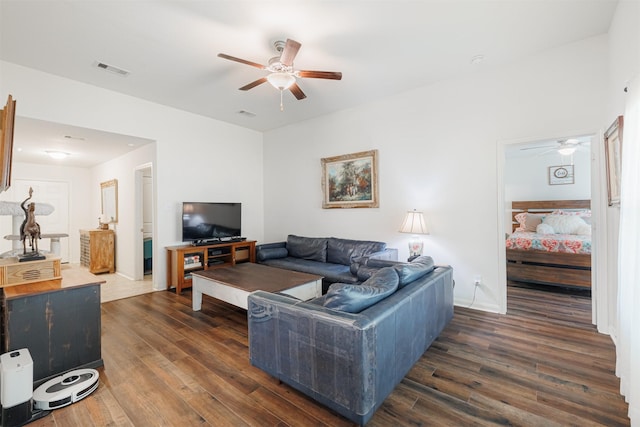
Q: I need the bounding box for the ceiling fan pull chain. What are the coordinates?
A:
[280,90,284,111]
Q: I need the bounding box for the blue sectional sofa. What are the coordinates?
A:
[247,256,454,425]
[256,234,398,292]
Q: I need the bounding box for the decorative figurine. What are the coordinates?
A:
[19,187,45,261]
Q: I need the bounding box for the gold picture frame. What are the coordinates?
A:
[604,116,624,206]
[101,179,118,223]
[0,95,16,193]
[321,149,379,209]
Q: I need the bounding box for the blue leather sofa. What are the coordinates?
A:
[247,257,454,425]
[256,234,398,292]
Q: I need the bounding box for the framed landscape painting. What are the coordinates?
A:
[321,149,379,209]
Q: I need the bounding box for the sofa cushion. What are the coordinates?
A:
[394,256,435,288]
[286,235,328,262]
[327,238,386,266]
[355,256,435,285]
[323,267,399,313]
[261,257,359,284]
[256,247,288,262]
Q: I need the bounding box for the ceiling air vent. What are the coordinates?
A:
[237,110,256,118]
[94,61,130,77]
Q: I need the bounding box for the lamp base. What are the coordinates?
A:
[408,237,423,258]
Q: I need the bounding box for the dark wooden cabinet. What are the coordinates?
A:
[1,281,103,386]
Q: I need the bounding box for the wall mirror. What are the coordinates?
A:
[101,179,118,223]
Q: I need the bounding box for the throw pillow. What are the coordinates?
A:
[574,223,592,235]
[323,267,399,313]
[286,235,328,262]
[514,213,545,232]
[536,223,555,234]
[542,214,588,234]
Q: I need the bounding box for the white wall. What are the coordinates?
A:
[505,149,591,203]
[91,143,155,279]
[1,60,264,289]
[0,162,92,262]
[263,35,608,313]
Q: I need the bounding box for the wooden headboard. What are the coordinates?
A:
[511,199,591,232]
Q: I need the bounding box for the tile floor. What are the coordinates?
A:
[62,263,157,303]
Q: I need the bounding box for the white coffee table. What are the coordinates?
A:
[191,263,323,311]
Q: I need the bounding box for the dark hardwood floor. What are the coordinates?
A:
[29,284,629,426]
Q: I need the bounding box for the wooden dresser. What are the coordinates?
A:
[80,229,115,274]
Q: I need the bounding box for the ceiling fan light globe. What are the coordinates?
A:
[558,146,577,155]
[267,72,295,90]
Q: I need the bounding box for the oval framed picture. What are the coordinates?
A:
[548,165,574,185]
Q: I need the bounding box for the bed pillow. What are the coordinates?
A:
[552,209,592,225]
[514,213,545,232]
[536,223,555,234]
[575,223,592,235]
[542,214,588,234]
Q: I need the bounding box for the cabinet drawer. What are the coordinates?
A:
[0,258,62,287]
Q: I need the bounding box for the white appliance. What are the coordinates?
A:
[0,349,33,427]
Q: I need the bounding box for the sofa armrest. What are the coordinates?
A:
[256,242,288,262]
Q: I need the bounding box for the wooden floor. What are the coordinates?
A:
[29,284,629,426]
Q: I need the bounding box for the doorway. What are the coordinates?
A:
[498,132,604,324]
[134,164,154,281]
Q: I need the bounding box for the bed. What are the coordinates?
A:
[506,200,591,289]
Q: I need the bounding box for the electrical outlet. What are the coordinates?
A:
[473,275,482,286]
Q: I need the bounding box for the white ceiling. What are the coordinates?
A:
[0,0,618,166]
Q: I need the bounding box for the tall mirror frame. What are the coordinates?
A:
[101,179,118,223]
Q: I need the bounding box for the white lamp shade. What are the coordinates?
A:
[399,210,428,234]
[267,72,296,90]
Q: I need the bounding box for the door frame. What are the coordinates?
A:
[496,129,608,331]
[133,163,153,281]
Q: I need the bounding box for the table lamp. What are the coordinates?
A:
[399,210,429,260]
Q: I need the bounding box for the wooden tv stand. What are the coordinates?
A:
[166,240,256,294]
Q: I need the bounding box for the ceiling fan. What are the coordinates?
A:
[520,139,588,156]
[218,39,342,111]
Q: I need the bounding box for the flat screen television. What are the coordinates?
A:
[182,202,241,243]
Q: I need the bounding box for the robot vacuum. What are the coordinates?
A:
[33,368,99,410]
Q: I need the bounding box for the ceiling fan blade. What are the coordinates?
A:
[297,70,342,80]
[239,77,267,91]
[280,39,301,67]
[519,144,556,151]
[289,83,307,100]
[217,53,266,69]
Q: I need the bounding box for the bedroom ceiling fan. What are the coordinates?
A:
[218,39,342,111]
[520,139,588,156]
